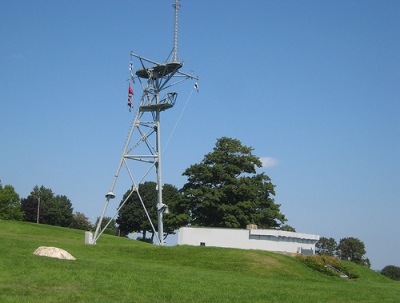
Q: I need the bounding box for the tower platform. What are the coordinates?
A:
[136,62,183,79]
[139,92,178,112]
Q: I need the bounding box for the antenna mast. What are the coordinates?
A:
[172,0,181,62]
[91,0,198,246]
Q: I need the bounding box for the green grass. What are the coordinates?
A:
[1,221,399,302]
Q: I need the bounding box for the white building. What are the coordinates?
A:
[178,226,320,255]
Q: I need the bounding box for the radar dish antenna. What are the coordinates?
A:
[91,0,198,246]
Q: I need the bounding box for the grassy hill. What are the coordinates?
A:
[0,221,398,302]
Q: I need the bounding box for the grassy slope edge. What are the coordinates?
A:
[0,221,399,303]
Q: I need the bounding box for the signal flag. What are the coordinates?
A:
[128,84,134,112]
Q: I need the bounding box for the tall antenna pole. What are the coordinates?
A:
[90,0,198,246]
[172,0,181,62]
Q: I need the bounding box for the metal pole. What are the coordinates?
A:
[92,191,115,244]
[92,198,109,244]
[156,111,164,245]
[172,0,181,62]
[36,196,40,224]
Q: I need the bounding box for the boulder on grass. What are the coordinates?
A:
[33,246,76,260]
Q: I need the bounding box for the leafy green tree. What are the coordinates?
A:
[163,184,190,236]
[316,237,337,256]
[0,183,23,220]
[117,182,157,241]
[337,237,370,267]
[381,265,400,281]
[117,181,187,242]
[43,195,73,227]
[181,137,286,229]
[21,186,73,227]
[94,216,118,236]
[21,185,54,223]
[70,212,93,230]
[20,196,38,222]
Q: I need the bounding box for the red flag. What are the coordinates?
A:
[127,84,134,112]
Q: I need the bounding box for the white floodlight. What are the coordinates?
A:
[158,203,169,214]
[105,191,115,199]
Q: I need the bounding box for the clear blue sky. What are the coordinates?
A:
[1,0,399,270]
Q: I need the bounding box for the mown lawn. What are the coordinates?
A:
[0,221,399,302]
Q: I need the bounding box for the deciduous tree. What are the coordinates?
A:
[21,185,53,223]
[116,181,187,242]
[44,194,73,227]
[21,185,73,227]
[381,265,400,281]
[181,137,286,229]
[70,212,93,230]
[0,183,23,220]
[316,237,337,256]
[337,237,369,267]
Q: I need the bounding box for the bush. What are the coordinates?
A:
[297,255,359,279]
[381,265,400,281]
[297,255,337,277]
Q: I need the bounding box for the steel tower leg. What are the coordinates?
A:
[90,49,197,245]
[155,113,164,245]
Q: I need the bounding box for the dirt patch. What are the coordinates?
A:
[33,246,76,260]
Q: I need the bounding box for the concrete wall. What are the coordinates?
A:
[178,227,320,254]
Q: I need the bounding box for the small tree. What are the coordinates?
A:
[21,185,73,227]
[94,216,118,236]
[337,237,369,267]
[21,185,54,223]
[117,181,187,242]
[70,212,93,230]
[0,184,23,220]
[381,265,400,281]
[117,182,158,241]
[316,237,337,256]
[44,194,73,227]
[159,183,190,237]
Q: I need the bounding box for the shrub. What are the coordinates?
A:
[297,255,337,277]
[297,255,359,279]
[381,265,400,281]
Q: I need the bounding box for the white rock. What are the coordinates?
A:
[33,246,76,260]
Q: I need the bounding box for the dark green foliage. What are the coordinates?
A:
[297,255,359,279]
[20,185,73,227]
[316,237,337,256]
[69,212,93,230]
[117,182,158,240]
[95,216,118,235]
[117,182,187,241]
[181,137,286,229]
[21,186,54,223]
[0,184,23,220]
[162,184,190,235]
[337,237,369,267]
[381,265,400,281]
[20,195,40,222]
[297,255,337,277]
[44,195,73,227]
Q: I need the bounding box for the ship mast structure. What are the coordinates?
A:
[91,0,198,245]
